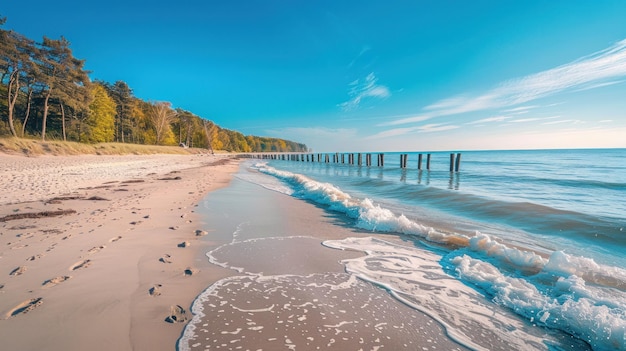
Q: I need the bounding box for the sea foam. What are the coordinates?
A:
[256,162,626,350]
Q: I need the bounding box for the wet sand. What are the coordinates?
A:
[181,176,469,350]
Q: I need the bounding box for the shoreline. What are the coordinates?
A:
[0,153,241,350]
[179,167,473,351]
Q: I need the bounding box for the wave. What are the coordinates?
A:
[336,175,626,247]
[255,162,626,350]
[452,254,626,350]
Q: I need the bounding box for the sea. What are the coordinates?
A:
[181,148,625,351]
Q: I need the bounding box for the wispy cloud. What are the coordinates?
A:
[573,80,624,92]
[502,105,539,113]
[418,123,460,132]
[386,38,626,126]
[366,123,458,139]
[268,126,357,139]
[542,119,575,125]
[509,117,544,123]
[378,114,432,126]
[365,127,420,139]
[339,73,391,111]
[466,116,511,125]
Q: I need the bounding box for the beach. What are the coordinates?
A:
[2,150,623,351]
[0,152,475,351]
[0,152,240,350]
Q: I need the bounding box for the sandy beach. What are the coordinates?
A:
[1,152,595,351]
[0,152,240,351]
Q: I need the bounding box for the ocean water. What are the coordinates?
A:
[181,149,625,351]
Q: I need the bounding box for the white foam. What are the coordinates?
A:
[255,163,469,245]
[197,163,626,350]
[453,254,626,350]
[323,236,555,351]
[258,163,626,297]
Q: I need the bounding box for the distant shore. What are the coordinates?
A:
[0,152,240,350]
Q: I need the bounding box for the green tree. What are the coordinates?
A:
[0,24,36,137]
[36,36,89,141]
[105,80,134,143]
[86,83,116,142]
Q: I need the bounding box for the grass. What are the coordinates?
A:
[0,137,216,156]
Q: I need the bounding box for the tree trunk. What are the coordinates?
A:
[203,121,215,154]
[186,121,192,147]
[6,69,20,137]
[42,90,51,141]
[178,117,183,144]
[60,103,67,141]
[21,88,33,137]
[120,103,125,143]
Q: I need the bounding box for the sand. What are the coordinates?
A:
[181,172,471,351]
[0,152,240,351]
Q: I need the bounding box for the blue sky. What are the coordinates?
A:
[3,1,626,151]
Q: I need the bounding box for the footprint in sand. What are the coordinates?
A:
[42,276,71,288]
[149,284,163,297]
[183,267,196,276]
[164,305,187,323]
[109,236,122,243]
[9,266,26,276]
[69,259,91,271]
[87,245,105,254]
[26,254,44,261]
[6,298,43,319]
[159,254,172,264]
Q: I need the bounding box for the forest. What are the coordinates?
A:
[0,17,308,153]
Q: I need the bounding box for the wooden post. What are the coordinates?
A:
[400,154,408,168]
[378,153,385,167]
[449,153,455,172]
[426,154,431,170]
[417,154,422,170]
[358,153,362,166]
[455,153,461,172]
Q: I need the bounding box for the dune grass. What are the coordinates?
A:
[0,137,214,156]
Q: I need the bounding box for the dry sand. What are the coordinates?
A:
[0,152,240,351]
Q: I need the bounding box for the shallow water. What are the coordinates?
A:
[177,159,617,350]
[240,149,626,350]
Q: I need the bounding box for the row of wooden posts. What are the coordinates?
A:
[243,152,462,172]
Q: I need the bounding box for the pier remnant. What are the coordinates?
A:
[450,153,455,172]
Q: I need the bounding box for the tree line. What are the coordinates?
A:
[0,17,308,153]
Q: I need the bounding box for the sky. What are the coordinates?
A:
[3,1,626,152]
